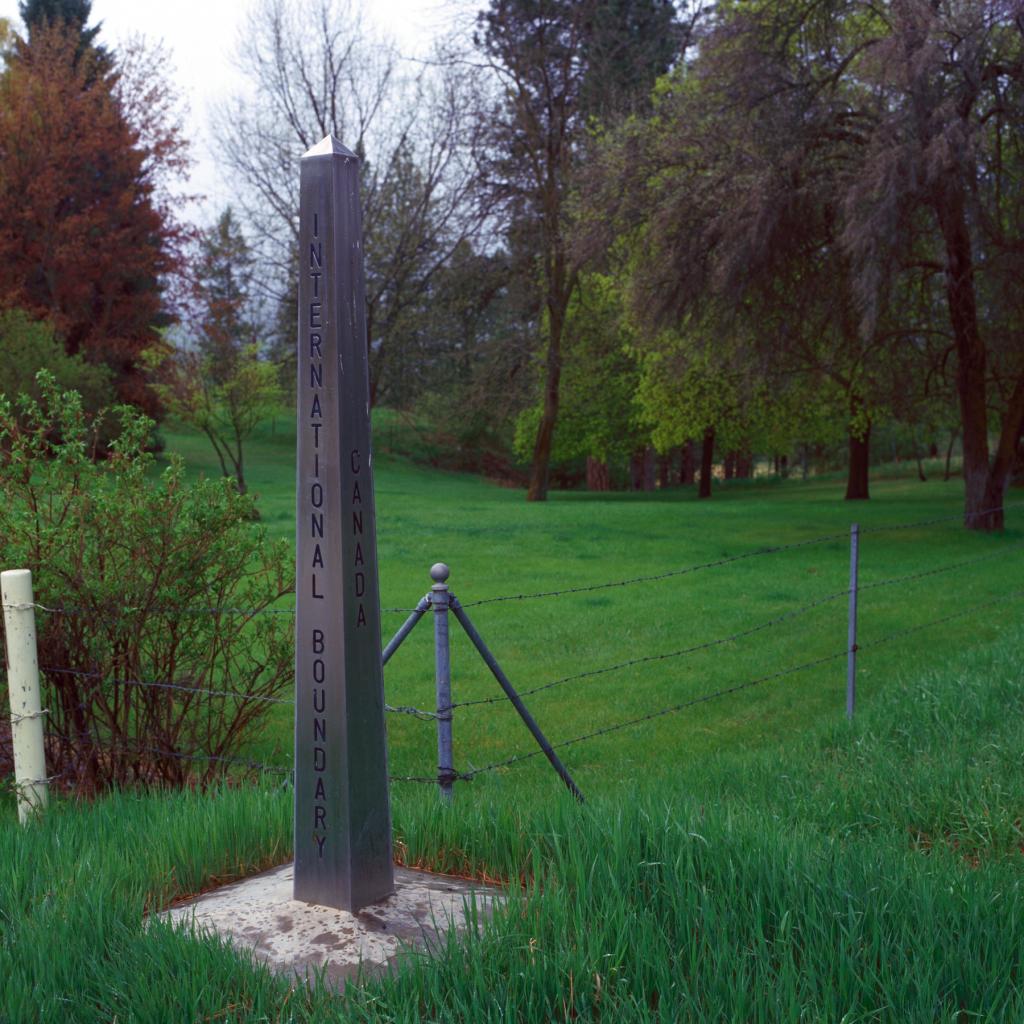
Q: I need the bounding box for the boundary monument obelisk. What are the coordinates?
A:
[294,135,394,912]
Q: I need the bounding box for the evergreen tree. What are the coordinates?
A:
[152,209,279,498]
[475,0,685,500]
[193,208,259,384]
[580,0,680,119]
[0,24,187,413]
[18,0,106,62]
[475,0,591,501]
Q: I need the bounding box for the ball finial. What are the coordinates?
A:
[429,562,450,584]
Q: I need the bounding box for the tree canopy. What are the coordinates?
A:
[474,0,684,500]
[0,21,189,413]
[19,0,102,49]
[580,0,1024,527]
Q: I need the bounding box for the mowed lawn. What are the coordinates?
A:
[162,413,1023,799]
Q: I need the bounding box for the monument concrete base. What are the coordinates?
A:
[159,862,504,989]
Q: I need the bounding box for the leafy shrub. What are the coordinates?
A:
[0,308,114,423]
[0,375,293,791]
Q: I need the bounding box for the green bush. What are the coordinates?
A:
[0,308,114,421]
[0,374,294,791]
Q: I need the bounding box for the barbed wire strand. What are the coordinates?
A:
[29,540,1020,717]
[386,705,441,721]
[1,744,436,789]
[4,503,1018,620]
[8,708,49,725]
[454,542,1024,710]
[44,668,295,706]
[461,649,849,779]
[7,603,418,618]
[1,769,67,797]
[856,542,1024,596]
[457,504,1022,608]
[460,583,1024,781]
[37,665,437,719]
[13,586,1021,792]
[858,588,1024,654]
[84,744,438,784]
[457,531,853,608]
[114,745,292,775]
[6,517,1020,793]
[453,585,852,709]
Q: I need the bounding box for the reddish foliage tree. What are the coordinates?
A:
[0,25,189,413]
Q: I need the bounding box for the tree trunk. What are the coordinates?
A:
[629,449,644,491]
[736,452,753,479]
[367,309,380,408]
[698,428,714,499]
[723,451,736,480]
[527,264,572,501]
[657,453,670,489]
[586,456,610,491]
[935,186,1007,529]
[845,421,871,501]
[203,427,232,482]
[983,378,1024,519]
[642,446,655,491]
[944,428,958,481]
[526,346,562,501]
[780,454,789,478]
[1012,437,1024,488]
[679,441,695,485]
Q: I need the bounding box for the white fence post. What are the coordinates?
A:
[2,569,49,823]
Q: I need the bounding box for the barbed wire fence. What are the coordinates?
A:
[2,502,1023,809]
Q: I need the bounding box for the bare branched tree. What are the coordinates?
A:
[211,0,483,404]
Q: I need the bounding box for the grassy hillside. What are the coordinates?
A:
[160,414,1022,796]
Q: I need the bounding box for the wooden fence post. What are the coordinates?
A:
[2,569,49,823]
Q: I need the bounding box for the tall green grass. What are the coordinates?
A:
[2,418,1022,1020]
[4,626,1024,1021]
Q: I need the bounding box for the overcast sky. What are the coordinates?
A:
[0,0,460,219]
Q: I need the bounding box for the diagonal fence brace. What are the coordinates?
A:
[381,594,431,666]
[449,593,585,803]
